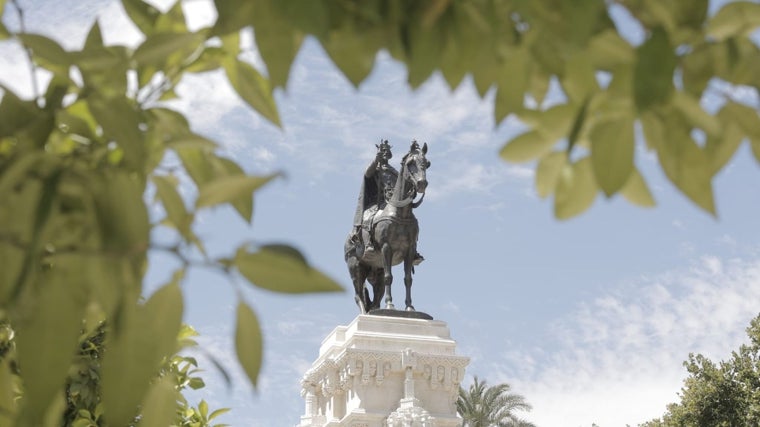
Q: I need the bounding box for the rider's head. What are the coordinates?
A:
[378,139,392,162]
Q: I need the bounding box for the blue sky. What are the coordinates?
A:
[3,1,760,426]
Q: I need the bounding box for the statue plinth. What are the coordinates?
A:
[298,315,469,427]
[367,308,434,320]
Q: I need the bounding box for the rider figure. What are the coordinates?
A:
[352,140,398,252]
[351,140,424,264]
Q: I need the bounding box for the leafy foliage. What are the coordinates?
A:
[0,0,343,424]
[640,314,760,427]
[457,376,535,427]
[0,320,229,427]
[2,0,760,424]
[217,0,758,219]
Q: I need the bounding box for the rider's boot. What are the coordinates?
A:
[413,251,424,265]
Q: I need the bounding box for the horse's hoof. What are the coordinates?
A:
[386,303,395,310]
[406,306,415,312]
[356,298,366,314]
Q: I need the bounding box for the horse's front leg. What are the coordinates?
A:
[381,242,394,310]
[369,269,384,311]
[404,246,415,311]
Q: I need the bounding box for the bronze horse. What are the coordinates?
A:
[344,142,430,313]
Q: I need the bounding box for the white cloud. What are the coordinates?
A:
[486,256,760,426]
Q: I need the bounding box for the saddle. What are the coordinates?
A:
[352,206,424,265]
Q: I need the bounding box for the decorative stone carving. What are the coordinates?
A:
[298,315,469,427]
[386,404,434,427]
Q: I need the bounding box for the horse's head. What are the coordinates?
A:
[404,141,430,194]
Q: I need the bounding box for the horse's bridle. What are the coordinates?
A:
[388,153,427,208]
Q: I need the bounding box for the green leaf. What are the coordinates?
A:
[84,20,103,49]
[212,0,255,36]
[223,57,281,127]
[722,101,760,140]
[166,134,218,150]
[590,116,635,197]
[587,29,635,69]
[535,151,567,198]
[554,157,597,220]
[562,53,597,103]
[634,27,676,111]
[121,0,160,36]
[17,33,68,63]
[102,283,183,427]
[154,0,188,33]
[641,0,677,33]
[235,244,343,294]
[17,33,70,76]
[657,119,716,215]
[87,95,145,171]
[681,43,713,96]
[529,68,551,106]
[209,407,231,422]
[152,175,191,234]
[188,377,205,390]
[74,46,130,97]
[13,264,86,425]
[620,168,655,208]
[407,25,444,89]
[176,147,215,186]
[214,157,254,222]
[707,1,760,41]
[706,121,743,174]
[499,131,554,163]
[185,46,227,74]
[92,171,149,258]
[321,24,379,88]
[252,1,303,89]
[0,85,53,145]
[138,377,177,427]
[672,91,721,138]
[199,399,209,419]
[196,173,278,210]
[133,32,204,67]
[235,301,263,388]
[535,104,577,141]
[494,48,529,124]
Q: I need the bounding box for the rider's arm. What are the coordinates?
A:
[364,158,378,178]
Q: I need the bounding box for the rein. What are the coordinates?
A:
[388,182,425,208]
[388,153,426,209]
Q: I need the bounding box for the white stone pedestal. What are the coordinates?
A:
[298,314,469,427]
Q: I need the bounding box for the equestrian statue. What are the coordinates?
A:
[345,140,430,315]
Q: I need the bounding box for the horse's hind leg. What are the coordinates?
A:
[349,260,370,314]
[381,242,394,309]
[404,248,415,311]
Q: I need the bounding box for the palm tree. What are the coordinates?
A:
[456,376,536,427]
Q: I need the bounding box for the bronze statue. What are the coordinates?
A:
[345,140,431,314]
